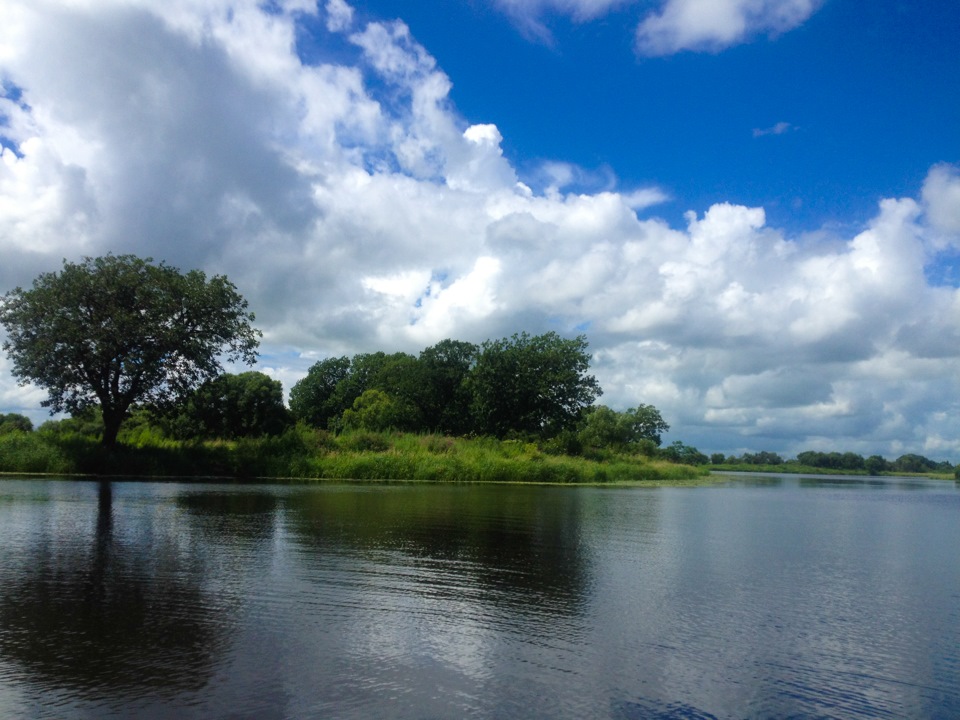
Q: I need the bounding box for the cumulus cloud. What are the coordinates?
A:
[325,0,354,32]
[489,0,821,54]
[636,0,822,55]
[0,0,957,457]
[922,163,960,242]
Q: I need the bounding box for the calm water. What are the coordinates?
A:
[0,475,957,719]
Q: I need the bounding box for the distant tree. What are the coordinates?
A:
[797,451,827,468]
[710,453,725,465]
[0,412,33,434]
[289,356,352,428]
[418,339,478,434]
[579,406,628,450]
[621,404,670,447]
[864,455,889,476]
[661,441,709,465]
[838,452,865,470]
[326,352,399,424]
[0,255,259,446]
[167,372,291,439]
[892,454,936,474]
[367,353,428,430]
[37,408,105,439]
[291,352,432,432]
[579,403,670,452]
[468,332,601,438]
[751,451,784,465]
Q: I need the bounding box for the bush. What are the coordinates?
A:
[0,413,33,434]
[0,432,74,474]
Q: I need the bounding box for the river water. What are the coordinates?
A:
[0,475,957,719]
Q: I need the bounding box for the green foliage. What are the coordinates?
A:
[38,407,104,440]
[890,453,948,474]
[328,352,400,419]
[289,334,600,441]
[795,450,865,470]
[163,371,291,440]
[0,432,74,474]
[1,255,260,446]
[292,352,430,432]
[620,404,670,447]
[337,429,393,453]
[578,404,670,451]
[864,455,890,475]
[660,440,709,465]
[469,332,601,438]
[289,356,352,427]
[728,451,785,466]
[714,449,955,477]
[341,389,420,433]
[0,427,708,483]
[418,339,478,434]
[0,413,33,434]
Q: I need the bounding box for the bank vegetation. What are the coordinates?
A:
[0,421,706,484]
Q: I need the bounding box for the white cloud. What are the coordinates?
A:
[490,0,821,54]
[753,121,793,137]
[0,0,957,459]
[498,0,633,21]
[492,0,636,42]
[636,0,822,55]
[325,0,354,32]
[922,163,960,242]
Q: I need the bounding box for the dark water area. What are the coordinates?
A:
[0,475,957,719]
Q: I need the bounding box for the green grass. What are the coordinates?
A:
[0,427,709,484]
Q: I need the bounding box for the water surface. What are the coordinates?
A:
[0,475,957,718]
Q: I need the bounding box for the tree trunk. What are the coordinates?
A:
[101,408,124,447]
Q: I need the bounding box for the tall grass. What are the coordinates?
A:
[0,432,75,474]
[0,426,709,483]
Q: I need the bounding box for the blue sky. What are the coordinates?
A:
[333,0,958,234]
[1,0,959,459]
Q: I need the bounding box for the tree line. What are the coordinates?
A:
[1,255,956,474]
[160,332,671,455]
[711,450,955,475]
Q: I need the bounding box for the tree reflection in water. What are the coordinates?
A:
[284,484,594,617]
[0,481,236,698]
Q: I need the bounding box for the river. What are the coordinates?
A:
[0,475,957,718]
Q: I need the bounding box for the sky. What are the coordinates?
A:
[1,0,958,459]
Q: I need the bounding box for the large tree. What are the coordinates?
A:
[468,332,601,438]
[418,339,478,435]
[0,255,260,446]
[289,356,352,428]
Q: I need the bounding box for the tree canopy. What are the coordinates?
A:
[290,333,601,439]
[0,255,260,446]
[469,332,601,438]
[163,371,290,440]
[579,403,670,451]
[0,413,33,434]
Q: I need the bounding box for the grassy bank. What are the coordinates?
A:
[0,427,708,484]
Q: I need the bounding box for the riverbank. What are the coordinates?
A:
[708,462,956,480]
[0,427,708,483]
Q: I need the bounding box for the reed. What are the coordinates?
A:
[0,427,708,483]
